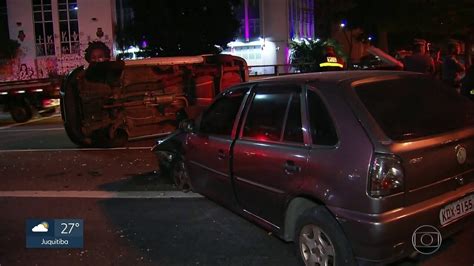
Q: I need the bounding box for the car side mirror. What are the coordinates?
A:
[179,119,195,133]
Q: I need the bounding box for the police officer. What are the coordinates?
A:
[319,46,345,71]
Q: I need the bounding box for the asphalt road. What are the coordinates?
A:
[0,113,473,266]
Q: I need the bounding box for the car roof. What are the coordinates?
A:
[249,70,421,87]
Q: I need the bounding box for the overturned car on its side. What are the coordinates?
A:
[60,54,248,147]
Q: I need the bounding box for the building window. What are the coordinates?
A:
[289,0,314,40]
[235,0,260,41]
[0,0,8,40]
[33,0,55,56]
[58,0,79,54]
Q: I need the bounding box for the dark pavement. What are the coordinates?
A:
[0,149,174,191]
[0,114,173,192]
[0,198,298,266]
[0,112,473,266]
[0,197,472,266]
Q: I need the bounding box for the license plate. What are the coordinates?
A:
[439,194,474,226]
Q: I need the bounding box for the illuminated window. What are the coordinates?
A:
[289,0,314,40]
[32,0,55,56]
[58,0,80,54]
[235,0,260,40]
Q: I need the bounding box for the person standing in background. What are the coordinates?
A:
[84,41,111,64]
[442,40,465,90]
[403,39,435,74]
[431,48,443,79]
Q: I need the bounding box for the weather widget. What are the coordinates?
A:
[26,219,83,248]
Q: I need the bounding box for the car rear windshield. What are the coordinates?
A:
[355,76,474,141]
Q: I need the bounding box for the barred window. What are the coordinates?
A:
[58,0,80,54]
[33,0,55,56]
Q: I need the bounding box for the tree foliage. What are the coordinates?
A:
[314,0,353,39]
[121,0,241,57]
[342,0,474,50]
[0,37,20,60]
[290,39,346,73]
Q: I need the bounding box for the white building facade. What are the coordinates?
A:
[225,0,315,75]
[4,0,115,80]
[2,0,315,80]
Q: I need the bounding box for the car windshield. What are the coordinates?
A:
[355,76,474,141]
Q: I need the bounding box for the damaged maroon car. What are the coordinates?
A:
[155,71,473,265]
[60,54,248,147]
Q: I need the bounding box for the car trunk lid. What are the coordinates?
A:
[353,75,474,205]
[391,128,474,205]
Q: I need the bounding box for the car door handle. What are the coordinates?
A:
[284,160,301,175]
[217,149,226,160]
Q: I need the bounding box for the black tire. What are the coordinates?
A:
[64,122,91,147]
[295,206,356,266]
[10,103,33,123]
[171,158,192,192]
[61,66,90,147]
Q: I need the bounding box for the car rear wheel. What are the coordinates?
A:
[171,159,192,192]
[295,206,355,266]
[10,103,33,123]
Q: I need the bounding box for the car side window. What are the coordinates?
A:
[307,90,338,146]
[283,94,304,143]
[199,88,248,136]
[243,91,290,142]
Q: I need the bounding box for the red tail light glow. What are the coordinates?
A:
[369,154,404,197]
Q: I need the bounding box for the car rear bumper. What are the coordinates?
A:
[329,183,474,263]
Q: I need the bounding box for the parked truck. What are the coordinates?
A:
[0,60,63,124]
[60,54,248,147]
[0,78,61,122]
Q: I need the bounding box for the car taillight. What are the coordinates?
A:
[43,99,53,106]
[369,154,404,197]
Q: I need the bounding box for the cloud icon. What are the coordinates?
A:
[32,222,49,233]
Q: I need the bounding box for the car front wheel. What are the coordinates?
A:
[295,206,355,266]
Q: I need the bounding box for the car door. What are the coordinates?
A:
[185,86,250,207]
[232,84,310,228]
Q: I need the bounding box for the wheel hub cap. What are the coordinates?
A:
[299,224,335,266]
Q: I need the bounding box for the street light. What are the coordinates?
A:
[340,19,347,28]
